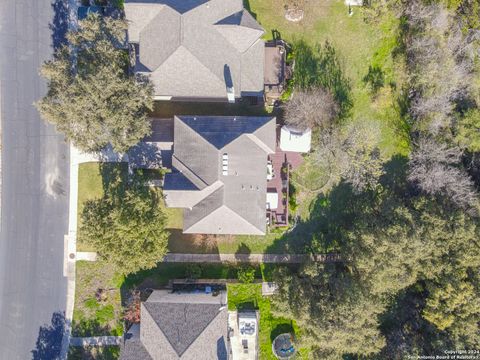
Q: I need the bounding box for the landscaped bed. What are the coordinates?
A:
[72,261,124,337]
[68,345,119,360]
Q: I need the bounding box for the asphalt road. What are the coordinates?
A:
[0,0,70,359]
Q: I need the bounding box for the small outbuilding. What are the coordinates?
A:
[279,125,311,153]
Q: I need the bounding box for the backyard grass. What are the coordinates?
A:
[248,0,410,158]
[166,230,288,254]
[122,262,264,291]
[72,261,124,337]
[151,100,275,118]
[227,283,309,359]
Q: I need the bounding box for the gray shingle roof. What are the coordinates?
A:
[121,290,228,360]
[125,0,265,99]
[164,116,276,235]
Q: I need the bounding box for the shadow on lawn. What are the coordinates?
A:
[234,242,252,259]
[291,40,353,119]
[270,322,296,342]
[264,155,410,257]
[151,100,279,118]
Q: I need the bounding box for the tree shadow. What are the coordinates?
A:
[234,242,252,260]
[236,301,257,311]
[167,232,221,254]
[264,155,411,257]
[126,142,163,170]
[270,322,295,342]
[31,311,67,360]
[243,0,257,19]
[50,0,70,51]
[378,285,452,358]
[71,317,116,337]
[292,40,353,119]
[98,161,129,198]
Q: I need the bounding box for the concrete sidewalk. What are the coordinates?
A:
[70,336,122,347]
[163,253,341,263]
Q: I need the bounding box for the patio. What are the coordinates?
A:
[266,145,303,227]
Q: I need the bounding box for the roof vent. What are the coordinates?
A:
[222,153,228,176]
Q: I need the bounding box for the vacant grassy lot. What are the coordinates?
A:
[72,261,124,337]
[227,283,308,359]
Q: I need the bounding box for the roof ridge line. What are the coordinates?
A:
[142,303,178,358]
[188,180,224,209]
[244,133,275,154]
[183,186,225,232]
[175,307,226,357]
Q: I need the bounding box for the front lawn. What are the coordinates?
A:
[68,345,119,360]
[227,283,309,359]
[77,162,129,252]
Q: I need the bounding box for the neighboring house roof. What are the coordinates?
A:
[124,0,265,99]
[164,116,276,235]
[121,290,229,360]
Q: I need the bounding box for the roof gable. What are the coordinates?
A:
[143,302,222,357]
[124,3,166,43]
[178,115,274,150]
[184,205,264,235]
[214,10,264,53]
[125,0,265,98]
[139,6,181,71]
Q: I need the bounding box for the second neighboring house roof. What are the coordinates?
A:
[124,0,265,99]
[120,290,228,360]
[164,116,276,235]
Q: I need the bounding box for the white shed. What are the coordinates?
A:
[280,125,311,153]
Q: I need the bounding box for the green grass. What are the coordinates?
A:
[77,162,129,252]
[72,261,124,337]
[165,207,183,229]
[227,283,309,359]
[68,345,119,360]
[122,262,264,291]
[248,0,410,158]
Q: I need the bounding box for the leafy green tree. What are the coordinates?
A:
[37,14,153,153]
[273,263,386,359]
[423,277,480,331]
[237,266,256,284]
[456,108,480,152]
[80,178,168,275]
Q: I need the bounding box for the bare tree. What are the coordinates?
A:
[408,137,478,211]
[405,1,475,135]
[283,88,339,131]
[313,122,384,193]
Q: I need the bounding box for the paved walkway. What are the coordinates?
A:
[163,253,341,263]
[70,336,122,347]
[76,252,98,261]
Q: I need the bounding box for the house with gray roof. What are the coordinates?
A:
[163,115,276,235]
[120,290,229,360]
[124,0,265,101]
